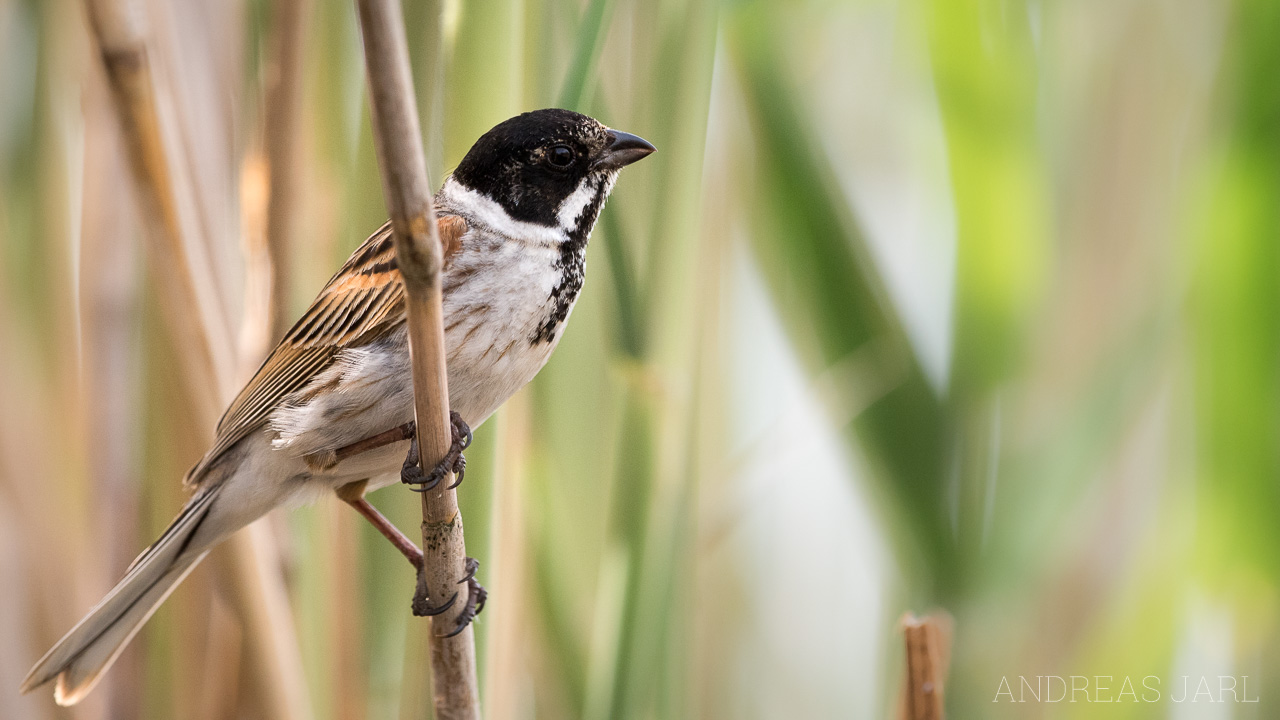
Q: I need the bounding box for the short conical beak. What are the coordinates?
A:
[595,129,656,170]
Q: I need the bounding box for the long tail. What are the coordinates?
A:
[21,484,223,705]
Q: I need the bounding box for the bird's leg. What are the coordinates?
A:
[336,482,486,630]
[307,421,415,471]
[336,481,423,570]
[401,411,472,493]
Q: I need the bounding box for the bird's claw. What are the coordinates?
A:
[400,412,472,492]
[440,557,487,638]
[414,591,457,617]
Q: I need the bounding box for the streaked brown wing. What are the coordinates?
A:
[185,215,469,485]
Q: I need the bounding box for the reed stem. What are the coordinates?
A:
[353,0,481,717]
[898,613,952,720]
[83,1,312,717]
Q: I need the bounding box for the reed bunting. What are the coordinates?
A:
[22,108,655,705]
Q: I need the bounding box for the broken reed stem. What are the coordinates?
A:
[353,1,481,718]
[83,0,234,422]
[83,1,311,719]
[898,612,953,720]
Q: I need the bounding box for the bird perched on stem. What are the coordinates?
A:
[22,108,654,706]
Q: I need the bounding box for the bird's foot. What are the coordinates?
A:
[411,557,487,637]
[400,412,472,492]
[441,557,487,637]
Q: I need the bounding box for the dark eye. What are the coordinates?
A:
[547,145,574,169]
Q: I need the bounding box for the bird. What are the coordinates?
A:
[21,108,655,706]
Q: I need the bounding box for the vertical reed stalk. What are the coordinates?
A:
[482,393,533,720]
[263,0,312,342]
[353,0,480,717]
[898,613,952,720]
[82,0,232,421]
[79,69,143,719]
[81,1,312,718]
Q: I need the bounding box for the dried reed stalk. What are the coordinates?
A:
[263,0,312,342]
[80,67,143,720]
[82,1,311,718]
[898,612,953,720]
[82,0,232,422]
[354,0,480,717]
[483,394,532,720]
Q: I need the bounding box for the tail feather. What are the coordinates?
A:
[51,555,207,705]
[21,485,222,705]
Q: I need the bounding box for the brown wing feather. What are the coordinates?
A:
[185,216,469,485]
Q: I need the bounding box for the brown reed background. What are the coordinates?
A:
[2,0,1278,718]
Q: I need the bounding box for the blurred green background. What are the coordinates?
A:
[2,0,1277,718]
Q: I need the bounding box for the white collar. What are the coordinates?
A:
[439,177,568,246]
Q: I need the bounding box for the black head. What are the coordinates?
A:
[451,109,655,233]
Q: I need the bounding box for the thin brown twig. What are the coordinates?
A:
[353,0,481,718]
[898,612,953,720]
[82,1,312,718]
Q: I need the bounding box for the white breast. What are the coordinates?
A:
[265,180,586,483]
[440,228,569,426]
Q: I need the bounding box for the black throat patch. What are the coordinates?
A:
[529,177,610,344]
